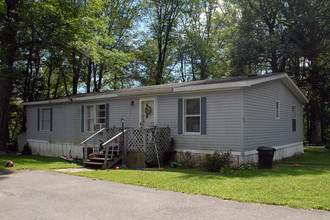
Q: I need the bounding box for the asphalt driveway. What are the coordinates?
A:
[0,170,329,220]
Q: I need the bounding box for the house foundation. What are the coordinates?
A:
[175,142,304,168]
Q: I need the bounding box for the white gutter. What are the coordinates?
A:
[71,93,118,102]
[173,81,248,92]
[23,94,118,106]
[116,88,173,97]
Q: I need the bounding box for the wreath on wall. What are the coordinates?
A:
[145,104,152,118]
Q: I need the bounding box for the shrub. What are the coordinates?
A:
[239,161,257,170]
[203,151,233,172]
[180,151,195,168]
[219,164,233,174]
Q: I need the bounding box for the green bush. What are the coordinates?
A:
[180,151,194,168]
[239,161,257,170]
[203,151,233,172]
[219,164,233,174]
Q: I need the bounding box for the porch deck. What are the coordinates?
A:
[82,127,171,169]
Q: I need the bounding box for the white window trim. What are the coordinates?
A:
[84,104,106,132]
[40,107,51,131]
[275,100,280,119]
[139,97,157,127]
[183,97,201,135]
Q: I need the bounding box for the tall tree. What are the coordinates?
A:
[284,0,329,144]
[149,0,183,85]
[229,0,288,75]
[0,0,20,149]
[228,0,329,144]
[179,0,235,80]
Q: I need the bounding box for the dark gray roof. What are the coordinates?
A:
[58,72,283,98]
[24,72,308,105]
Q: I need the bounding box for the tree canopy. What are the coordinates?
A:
[0,0,329,148]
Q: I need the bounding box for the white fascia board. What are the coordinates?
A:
[173,81,248,92]
[23,94,119,106]
[23,98,72,106]
[71,93,118,102]
[172,73,308,104]
[116,88,173,97]
[245,73,287,86]
[173,73,288,93]
[281,76,309,104]
[23,100,50,106]
[247,73,308,103]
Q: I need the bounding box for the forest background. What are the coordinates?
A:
[0,0,329,150]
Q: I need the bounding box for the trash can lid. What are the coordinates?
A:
[257,147,276,151]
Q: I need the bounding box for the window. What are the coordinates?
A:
[292,106,297,132]
[85,104,106,132]
[184,98,200,133]
[96,104,106,124]
[85,105,94,132]
[275,101,280,119]
[40,108,51,131]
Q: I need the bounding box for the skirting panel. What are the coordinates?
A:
[175,142,304,167]
[27,139,84,159]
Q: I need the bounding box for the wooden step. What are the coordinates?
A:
[89,157,113,161]
[84,161,103,166]
[94,152,121,157]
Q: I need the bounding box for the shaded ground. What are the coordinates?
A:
[0,170,329,220]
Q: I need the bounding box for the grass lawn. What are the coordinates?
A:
[1,149,329,211]
[280,148,330,165]
[0,154,82,171]
[70,165,329,211]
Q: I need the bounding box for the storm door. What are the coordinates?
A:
[140,99,156,128]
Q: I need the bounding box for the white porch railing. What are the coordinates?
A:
[80,127,170,168]
[101,130,126,168]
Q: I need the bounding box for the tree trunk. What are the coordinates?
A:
[72,52,82,95]
[93,62,98,92]
[308,58,323,144]
[87,60,92,93]
[97,63,103,91]
[0,0,19,148]
[54,73,61,98]
[0,82,13,148]
[47,64,54,99]
[180,55,185,82]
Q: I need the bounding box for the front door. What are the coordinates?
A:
[140,99,155,128]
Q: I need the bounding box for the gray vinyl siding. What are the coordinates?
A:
[157,89,243,152]
[108,98,139,128]
[26,98,140,144]
[243,80,303,151]
[27,104,81,143]
[26,78,304,153]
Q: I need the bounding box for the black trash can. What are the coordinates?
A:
[257,147,276,169]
